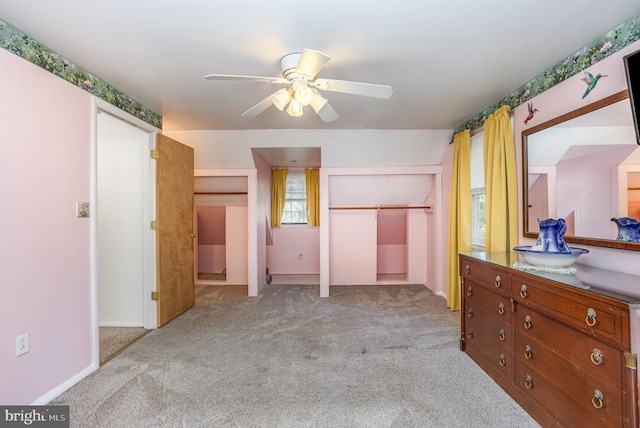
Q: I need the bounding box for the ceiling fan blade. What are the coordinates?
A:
[295,49,331,79]
[310,89,339,122]
[205,74,288,84]
[315,102,339,123]
[313,78,393,99]
[241,95,275,117]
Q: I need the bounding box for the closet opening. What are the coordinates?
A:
[376,208,407,282]
[194,176,248,287]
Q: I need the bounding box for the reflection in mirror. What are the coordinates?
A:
[523,91,640,251]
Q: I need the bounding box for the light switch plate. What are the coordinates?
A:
[76,201,90,218]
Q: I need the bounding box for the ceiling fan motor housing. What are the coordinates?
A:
[280,52,303,80]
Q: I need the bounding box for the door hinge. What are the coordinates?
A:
[625,352,637,369]
[150,149,159,159]
[150,220,158,230]
[151,291,160,301]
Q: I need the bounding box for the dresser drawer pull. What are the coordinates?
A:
[467,330,473,339]
[498,329,505,341]
[585,308,597,327]
[467,308,474,318]
[498,302,505,315]
[495,275,501,288]
[465,264,470,274]
[591,349,604,366]
[524,315,532,330]
[592,389,604,409]
[467,286,473,297]
[499,354,506,367]
[520,284,528,299]
[524,374,533,389]
[525,345,533,360]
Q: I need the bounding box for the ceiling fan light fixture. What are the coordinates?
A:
[286,99,304,117]
[271,88,293,111]
[294,84,314,106]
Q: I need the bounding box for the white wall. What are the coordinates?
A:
[97,112,147,327]
[164,129,452,169]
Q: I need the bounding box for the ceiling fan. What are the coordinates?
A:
[205,49,393,122]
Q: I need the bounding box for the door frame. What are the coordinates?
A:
[90,99,160,368]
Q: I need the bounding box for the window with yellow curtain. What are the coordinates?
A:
[282,173,307,224]
[305,168,319,227]
[446,129,472,311]
[484,106,518,253]
[271,168,288,227]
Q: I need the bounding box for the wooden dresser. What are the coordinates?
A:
[460,252,640,427]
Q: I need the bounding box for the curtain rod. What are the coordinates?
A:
[464,109,515,139]
[329,205,431,211]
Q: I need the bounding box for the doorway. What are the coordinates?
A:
[96,110,152,365]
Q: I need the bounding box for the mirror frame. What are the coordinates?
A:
[522,89,640,252]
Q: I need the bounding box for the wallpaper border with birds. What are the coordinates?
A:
[455,11,640,135]
[0,18,162,129]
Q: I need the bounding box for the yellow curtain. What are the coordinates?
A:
[484,105,518,252]
[271,168,288,227]
[446,129,472,311]
[305,168,320,227]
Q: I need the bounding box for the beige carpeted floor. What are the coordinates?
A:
[52,284,540,427]
[99,327,149,365]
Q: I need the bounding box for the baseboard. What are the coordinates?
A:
[32,363,96,405]
[98,322,144,327]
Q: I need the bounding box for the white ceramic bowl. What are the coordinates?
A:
[513,246,589,268]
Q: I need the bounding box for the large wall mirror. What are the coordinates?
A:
[522,90,640,251]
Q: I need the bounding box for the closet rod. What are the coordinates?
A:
[194,192,248,195]
[329,205,431,211]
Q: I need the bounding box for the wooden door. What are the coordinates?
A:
[156,134,195,326]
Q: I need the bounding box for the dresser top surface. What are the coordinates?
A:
[461,252,640,305]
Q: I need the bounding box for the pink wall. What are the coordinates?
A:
[556,147,632,239]
[0,49,93,403]
[377,209,407,274]
[197,206,225,245]
[329,210,378,284]
[267,227,320,274]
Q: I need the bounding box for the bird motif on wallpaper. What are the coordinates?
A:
[524,102,539,125]
[581,71,607,98]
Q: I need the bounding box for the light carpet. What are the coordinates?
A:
[99,327,149,365]
[51,284,540,427]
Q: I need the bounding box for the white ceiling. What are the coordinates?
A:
[1,1,639,132]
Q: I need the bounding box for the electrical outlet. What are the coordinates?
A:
[16,333,29,357]
[298,253,303,260]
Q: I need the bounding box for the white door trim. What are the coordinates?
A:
[90,99,161,368]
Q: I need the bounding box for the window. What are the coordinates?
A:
[281,173,307,224]
[470,132,486,247]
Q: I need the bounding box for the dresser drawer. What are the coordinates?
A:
[518,361,621,427]
[465,301,513,354]
[515,308,622,385]
[461,257,511,297]
[465,339,515,380]
[465,279,512,321]
[512,272,623,345]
